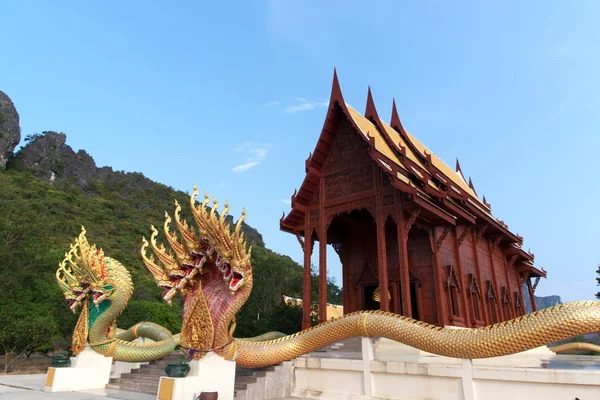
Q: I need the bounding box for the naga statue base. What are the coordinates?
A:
[157,352,236,400]
[44,345,112,392]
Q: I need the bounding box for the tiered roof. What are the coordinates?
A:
[280,70,544,279]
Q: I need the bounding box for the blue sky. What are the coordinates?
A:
[2,1,599,302]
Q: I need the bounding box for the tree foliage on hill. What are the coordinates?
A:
[0,162,342,365]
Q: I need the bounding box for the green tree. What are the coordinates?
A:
[0,316,54,373]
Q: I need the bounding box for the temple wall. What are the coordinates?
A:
[407,227,438,324]
[460,233,476,277]
[475,237,492,284]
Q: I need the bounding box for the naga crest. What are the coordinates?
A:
[57,228,133,309]
[141,185,253,360]
[56,228,134,353]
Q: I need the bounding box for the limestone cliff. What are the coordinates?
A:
[0,91,21,169]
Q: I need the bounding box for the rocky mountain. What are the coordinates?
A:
[0,91,21,169]
[522,286,563,313]
[11,130,265,247]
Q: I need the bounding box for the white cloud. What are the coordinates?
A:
[284,98,328,114]
[281,198,291,205]
[232,162,259,173]
[264,101,282,107]
[232,142,272,173]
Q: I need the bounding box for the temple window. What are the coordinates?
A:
[446,265,461,317]
[468,273,482,322]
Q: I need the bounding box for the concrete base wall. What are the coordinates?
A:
[293,346,600,400]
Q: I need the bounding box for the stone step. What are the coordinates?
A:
[114,374,164,383]
[106,382,158,395]
[108,352,292,399]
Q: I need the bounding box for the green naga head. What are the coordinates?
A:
[57,227,130,310]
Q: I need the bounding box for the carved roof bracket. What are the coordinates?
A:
[295,232,305,251]
[489,234,503,252]
[508,254,519,268]
[475,224,488,241]
[532,276,541,292]
[403,209,421,239]
[457,225,473,247]
[436,225,452,251]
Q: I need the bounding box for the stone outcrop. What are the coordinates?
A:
[16,131,110,187]
[0,91,21,169]
[15,131,264,247]
[522,286,562,313]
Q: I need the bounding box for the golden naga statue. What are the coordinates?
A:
[56,229,179,362]
[58,185,600,367]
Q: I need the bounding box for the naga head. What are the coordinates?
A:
[57,227,128,310]
[141,186,253,358]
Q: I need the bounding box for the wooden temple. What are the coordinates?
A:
[280,71,546,329]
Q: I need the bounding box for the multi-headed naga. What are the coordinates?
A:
[56,229,178,362]
[59,185,600,367]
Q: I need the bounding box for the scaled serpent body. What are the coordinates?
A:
[234,302,600,368]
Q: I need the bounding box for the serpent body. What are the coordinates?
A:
[235,301,600,368]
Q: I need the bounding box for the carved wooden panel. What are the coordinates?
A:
[324,165,373,201]
[325,197,376,230]
[311,187,320,205]
[309,210,319,223]
[382,193,395,206]
[321,118,372,175]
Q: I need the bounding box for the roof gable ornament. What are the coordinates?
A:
[330,67,345,105]
[468,177,478,197]
[390,98,406,134]
[455,158,467,182]
[365,86,379,121]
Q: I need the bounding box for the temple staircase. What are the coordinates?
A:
[106,352,293,399]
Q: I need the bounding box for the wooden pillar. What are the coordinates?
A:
[470,228,490,324]
[453,226,471,327]
[526,277,537,312]
[397,202,412,318]
[431,227,449,327]
[500,248,517,319]
[391,283,400,314]
[302,226,313,330]
[374,170,389,313]
[518,274,527,316]
[376,216,390,312]
[486,239,505,322]
[318,177,327,323]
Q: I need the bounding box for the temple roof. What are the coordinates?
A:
[280,70,536,267]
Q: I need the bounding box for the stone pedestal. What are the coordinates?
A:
[44,346,113,392]
[157,352,236,400]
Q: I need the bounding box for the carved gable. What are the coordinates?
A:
[321,118,374,200]
[321,118,372,175]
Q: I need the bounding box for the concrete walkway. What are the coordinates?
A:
[0,374,154,400]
